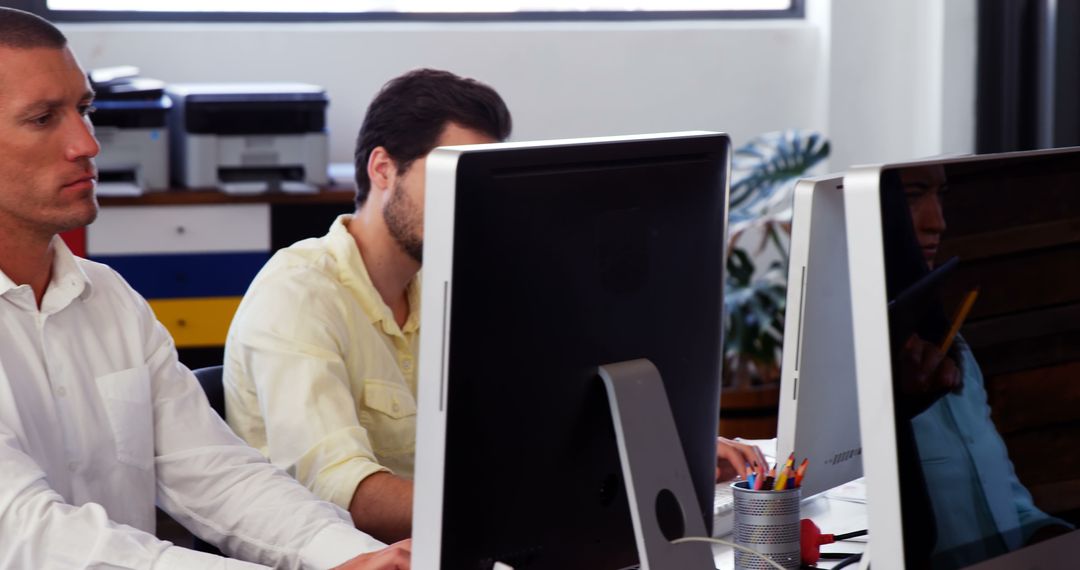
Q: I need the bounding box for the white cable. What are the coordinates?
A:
[671,536,788,570]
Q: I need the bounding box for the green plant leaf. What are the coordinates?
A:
[723,129,830,385]
[729,129,830,227]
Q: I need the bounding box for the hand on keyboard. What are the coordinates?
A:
[716,436,768,481]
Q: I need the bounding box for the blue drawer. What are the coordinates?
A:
[92,251,269,299]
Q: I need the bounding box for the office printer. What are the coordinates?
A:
[89,67,171,195]
[166,83,329,194]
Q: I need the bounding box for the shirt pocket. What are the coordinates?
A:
[95,366,154,470]
[361,379,417,456]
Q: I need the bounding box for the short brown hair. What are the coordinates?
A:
[0,7,67,50]
[353,68,512,208]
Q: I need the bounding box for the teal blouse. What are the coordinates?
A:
[910,339,1070,568]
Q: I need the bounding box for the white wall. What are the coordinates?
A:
[826,0,977,170]
[61,20,825,165]
[942,0,978,156]
[61,1,978,173]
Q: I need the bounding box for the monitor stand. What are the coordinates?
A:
[598,359,715,570]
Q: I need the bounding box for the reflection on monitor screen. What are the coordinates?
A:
[848,148,1080,570]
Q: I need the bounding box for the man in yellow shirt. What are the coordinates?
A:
[224,69,512,544]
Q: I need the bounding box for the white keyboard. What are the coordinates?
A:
[713,482,735,537]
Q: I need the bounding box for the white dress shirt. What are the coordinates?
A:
[0,237,385,569]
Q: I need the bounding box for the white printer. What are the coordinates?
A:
[90,67,171,195]
[166,83,329,194]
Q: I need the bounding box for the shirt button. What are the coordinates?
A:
[401,358,414,371]
[56,387,67,397]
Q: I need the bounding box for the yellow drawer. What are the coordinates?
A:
[148,297,242,348]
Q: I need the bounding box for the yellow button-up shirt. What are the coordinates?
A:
[224,215,420,510]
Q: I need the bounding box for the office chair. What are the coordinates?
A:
[192,365,225,418]
[189,365,226,557]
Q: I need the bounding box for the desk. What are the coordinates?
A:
[712,491,868,569]
[711,439,868,570]
[59,188,355,369]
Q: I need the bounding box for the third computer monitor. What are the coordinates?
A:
[845,148,1080,570]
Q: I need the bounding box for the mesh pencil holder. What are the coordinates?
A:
[731,480,801,570]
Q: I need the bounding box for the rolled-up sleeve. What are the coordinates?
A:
[225,266,390,511]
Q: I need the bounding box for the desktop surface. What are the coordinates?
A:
[711,439,868,569]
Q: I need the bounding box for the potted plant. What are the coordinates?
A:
[720,130,829,436]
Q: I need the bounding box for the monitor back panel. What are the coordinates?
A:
[415,133,731,570]
[776,175,862,499]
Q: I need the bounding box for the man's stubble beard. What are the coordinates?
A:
[383,180,423,264]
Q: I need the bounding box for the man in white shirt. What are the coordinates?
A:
[0,7,409,569]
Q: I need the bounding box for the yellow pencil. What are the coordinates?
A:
[774,453,795,491]
[775,467,790,491]
[940,288,979,353]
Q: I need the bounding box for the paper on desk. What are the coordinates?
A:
[221,181,269,195]
[96,182,142,197]
[825,477,866,504]
[328,162,356,186]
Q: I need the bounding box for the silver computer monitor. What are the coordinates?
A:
[776,174,863,500]
[413,132,730,570]
[845,148,1080,570]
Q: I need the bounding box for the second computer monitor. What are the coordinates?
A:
[413,132,731,569]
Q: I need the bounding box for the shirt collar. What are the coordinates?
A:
[0,236,93,313]
[0,267,17,298]
[42,236,94,313]
[326,215,421,338]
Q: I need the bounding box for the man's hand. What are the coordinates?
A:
[898,335,961,417]
[332,539,411,570]
[715,437,767,482]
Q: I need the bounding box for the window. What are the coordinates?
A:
[41,0,801,21]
